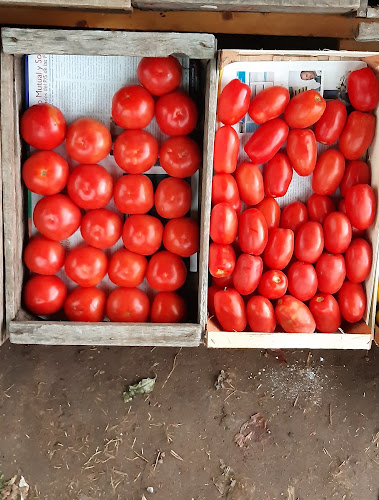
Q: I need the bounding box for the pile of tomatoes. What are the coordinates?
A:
[21,56,200,323]
[209,66,378,334]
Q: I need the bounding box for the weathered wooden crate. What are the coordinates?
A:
[0,0,132,9]
[0,28,217,347]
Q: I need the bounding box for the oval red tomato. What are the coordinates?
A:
[256,197,280,230]
[212,173,241,212]
[338,281,366,323]
[309,293,341,333]
[112,85,155,129]
[208,284,220,316]
[214,288,247,331]
[294,221,324,263]
[24,235,65,275]
[264,152,293,198]
[258,270,288,299]
[345,238,372,283]
[114,174,154,215]
[323,212,351,254]
[209,243,236,278]
[146,250,187,291]
[113,129,159,174]
[312,149,345,196]
[347,67,379,112]
[340,160,370,198]
[238,208,268,255]
[122,214,163,256]
[163,217,199,257]
[210,203,238,245]
[106,287,150,322]
[315,253,346,294]
[338,199,364,238]
[263,228,294,270]
[235,162,264,206]
[156,91,197,136]
[232,254,263,295]
[159,136,201,178]
[287,261,318,302]
[339,111,375,160]
[307,194,335,225]
[108,249,147,288]
[213,274,234,288]
[284,90,326,129]
[155,177,192,219]
[33,194,81,241]
[151,292,187,323]
[314,99,347,145]
[275,295,316,333]
[24,275,67,315]
[66,117,112,164]
[22,151,69,196]
[244,118,288,164]
[213,126,239,174]
[218,79,251,125]
[345,184,376,230]
[286,129,317,176]
[64,287,106,322]
[280,201,308,234]
[248,86,290,124]
[80,209,122,249]
[137,56,182,96]
[65,246,108,287]
[21,103,66,150]
[246,296,276,333]
[67,164,113,210]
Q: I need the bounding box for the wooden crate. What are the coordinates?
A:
[0,0,132,9]
[0,28,217,347]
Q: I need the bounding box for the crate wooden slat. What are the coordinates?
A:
[0,55,5,344]
[0,0,131,9]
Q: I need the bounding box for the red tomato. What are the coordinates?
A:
[284,90,326,129]
[339,111,375,160]
[209,243,236,278]
[214,288,247,331]
[64,287,106,322]
[246,296,276,333]
[24,275,67,316]
[263,228,294,270]
[238,208,268,255]
[113,130,159,174]
[66,117,112,164]
[309,293,341,333]
[248,86,290,124]
[264,152,293,198]
[108,249,147,288]
[146,251,187,291]
[24,235,65,275]
[244,118,288,165]
[122,214,163,255]
[65,246,108,287]
[159,136,201,178]
[163,217,199,257]
[212,173,241,212]
[33,194,81,241]
[67,164,113,210]
[210,203,238,245]
[286,129,317,176]
[232,254,263,295]
[287,262,318,302]
[347,67,379,112]
[235,162,264,206]
[155,177,192,219]
[208,284,221,316]
[312,150,345,196]
[256,197,280,230]
[323,212,351,254]
[340,160,370,198]
[21,103,66,150]
[218,79,251,125]
[106,287,150,322]
[294,221,324,263]
[275,295,316,333]
[112,85,154,129]
[338,281,366,323]
[338,199,364,238]
[314,99,347,145]
[345,238,372,283]
[156,91,197,136]
[345,184,376,230]
[22,151,69,196]
[213,274,234,288]
[114,174,154,215]
[80,209,122,249]
[151,292,187,323]
[307,194,335,225]
[213,126,239,174]
[280,201,308,234]
[315,253,346,294]
[137,56,182,96]
[258,270,288,299]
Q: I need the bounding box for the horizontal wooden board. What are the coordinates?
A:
[356,22,379,41]
[0,0,131,9]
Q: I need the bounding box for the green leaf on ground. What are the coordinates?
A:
[123,377,156,403]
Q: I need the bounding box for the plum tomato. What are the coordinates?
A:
[151,292,187,323]
[345,184,376,230]
[112,85,155,129]
[65,246,108,287]
[137,56,182,96]
[286,129,317,176]
[232,254,263,295]
[22,151,69,195]
[238,208,268,255]
[21,103,66,150]
[235,162,264,206]
[244,118,288,165]
[258,270,288,300]
[263,228,294,270]
[307,194,335,225]
[323,212,352,254]
[155,177,192,219]
[315,253,346,294]
[212,274,234,288]
[163,217,199,257]
[66,117,112,164]
[106,287,150,322]
[246,296,276,333]
[275,295,316,333]
[33,194,81,241]
[208,284,221,316]
[280,201,308,234]
[309,293,341,333]
[312,149,345,196]
[146,250,187,291]
[248,86,290,124]
[214,288,247,331]
[256,197,280,230]
[122,214,163,256]
[209,243,236,278]
[24,275,67,316]
[314,99,347,145]
[264,152,293,198]
[347,67,379,112]
[114,174,154,215]
[155,91,197,136]
[80,209,122,249]
[338,199,365,238]
[210,203,238,245]
[218,79,251,125]
[113,129,159,174]
[24,235,65,275]
[64,287,106,322]
[212,173,241,212]
[294,221,324,263]
[338,281,366,323]
[213,125,239,174]
[284,90,326,129]
[287,262,318,302]
[67,164,113,210]
[339,111,375,160]
[159,136,201,178]
[340,160,370,198]
[108,249,147,288]
[345,238,372,283]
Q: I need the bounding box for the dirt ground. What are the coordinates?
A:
[1,343,379,500]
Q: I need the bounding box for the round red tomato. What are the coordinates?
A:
[248,86,290,124]
[338,281,366,323]
[280,201,308,234]
[238,208,268,255]
[284,90,326,129]
[65,246,108,287]
[235,162,264,206]
[155,177,192,219]
[106,287,150,322]
[232,254,263,295]
[156,91,197,136]
[314,99,347,145]
[163,217,199,257]
[159,136,201,178]
[345,238,372,283]
[214,288,247,331]
[218,79,251,125]
[33,194,81,241]
[345,184,376,230]
[209,243,236,278]
[286,129,317,176]
[137,56,182,96]
[67,164,113,210]
[263,228,294,270]
[340,160,370,198]
[112,85,154,129]
[80,209,122,249]
[122,214,163,255]
[24,275,67,316]
[307,194,335,225]
[294,221,324,263]
[256,197,280,230]
[275,295,316,333]
[24,235,65,275]
[323,212,351,254]
[108,249,147,288]
[312,150,345,196]
[114,174,154,215]
[64,287,106,322]
[151,292,187,323]
[113,130,158,174]
[287,262,318,302]
[338,199,364,238]
[146,251,187,291]
[309,293,341,333]
[212,274,234,288]
[244,118,288,165]
[258,270,288,299]
[212,173,241,212]
[213,126,239,174]
[315,253,346,294]
[264,152,293,198]
[347,67,379,112]
[66,117,112,164]
[339,111,375,160]
[210,203,238,245]
[246,296,276,333]
[21,103,66,150]
[208,284,220,316]
[22,151,69,195]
